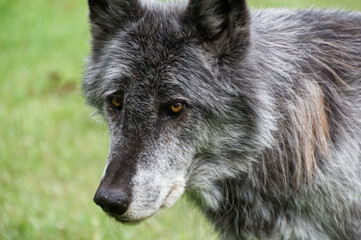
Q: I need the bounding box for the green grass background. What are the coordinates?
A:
[1,0,360,239]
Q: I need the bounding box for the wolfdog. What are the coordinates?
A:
[82,0,361,239]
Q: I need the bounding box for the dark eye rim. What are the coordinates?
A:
[109,96,123,111]
[165,100,187,118]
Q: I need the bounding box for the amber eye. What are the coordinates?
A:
[167,102,185,117]
[110,97,123,110]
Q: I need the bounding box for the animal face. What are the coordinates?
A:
[90,34,205,221]
[83,0,253,222]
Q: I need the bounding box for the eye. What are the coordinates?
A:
[167,102,185,117]
[110,97,123,111]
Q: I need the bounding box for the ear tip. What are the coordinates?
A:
[88,0,109,13]
[88,0,143,37]
[88,0,106,6]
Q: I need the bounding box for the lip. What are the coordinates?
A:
[109,212,148,224]
[108,208,156,224]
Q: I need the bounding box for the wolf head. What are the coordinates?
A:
[83,0,259,222]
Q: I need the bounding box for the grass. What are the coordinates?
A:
[0,0,360,239]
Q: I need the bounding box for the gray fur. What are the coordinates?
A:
[83,0,361,239]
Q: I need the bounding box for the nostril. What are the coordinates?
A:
[93,188,130,216]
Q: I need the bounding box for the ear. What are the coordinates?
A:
[88,0,143,40]
[183,0,250,60]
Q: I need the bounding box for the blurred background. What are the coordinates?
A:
[1,0,360,239]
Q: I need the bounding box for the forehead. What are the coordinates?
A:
[102,13,197,97]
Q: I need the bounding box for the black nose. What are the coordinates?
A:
[93,187,130,216]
